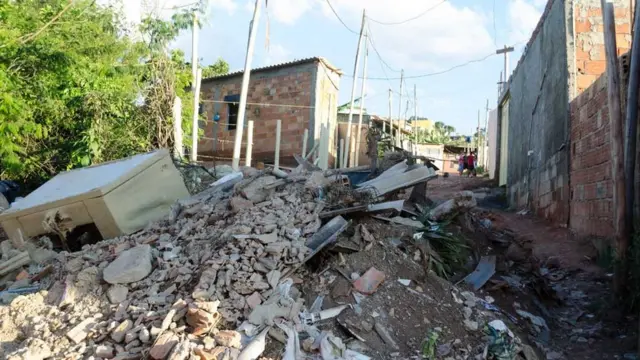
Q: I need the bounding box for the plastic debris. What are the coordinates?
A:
[397,279,411,286]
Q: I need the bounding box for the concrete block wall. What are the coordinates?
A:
[502,0,571,225]
[198,60,340,167]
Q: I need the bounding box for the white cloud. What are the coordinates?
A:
[265,0,314,25]
[319,0,495,71]
[507,0,543,45]
[263,43,292,65]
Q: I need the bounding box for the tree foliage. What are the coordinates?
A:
[417,121,456,144]
[0,0,228,189]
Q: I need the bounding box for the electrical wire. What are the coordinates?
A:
[344,52,497,80]
[367,0,448,26]
[323,0,359,34]
[366,23,401,73]
[492,0,498,47]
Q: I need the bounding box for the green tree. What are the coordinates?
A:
[418,121,456,144]
[0,0,228,189]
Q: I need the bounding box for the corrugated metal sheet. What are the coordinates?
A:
[202,57,342,83]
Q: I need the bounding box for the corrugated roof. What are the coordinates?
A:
[201,57,342,83]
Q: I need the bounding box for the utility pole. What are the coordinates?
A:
[354,28,369,167]
[477,109,481,158]
[398,70,404,147]
[343,9,366,168]
[231,0,262,170]
[412,84,418,155]
[191,12,199,88]
[601,0,628,295]
[484,99,490,169]
[496,45,514,88]
[191,69,202,163]
[388,88,392,140]
[497,71,503,98]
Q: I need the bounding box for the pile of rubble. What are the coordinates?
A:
[1,157,543,360]
[0,171,340,360]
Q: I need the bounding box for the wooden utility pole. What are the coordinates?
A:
[231,0,262,170]
[246,120,254,167]
[190,69,202,163]
[343,9,367,168]
[496,45,514,87]
[388,88,392,139]
[625,0,640,239]
[191,12,199,88]
[355,28,369,167]
[601,0,628,294]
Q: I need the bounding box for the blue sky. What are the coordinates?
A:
[120,0,547,135]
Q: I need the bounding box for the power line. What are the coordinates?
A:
[366,22,401,73]
[323,0,359,34]
[492,0,498,47]
[344,52,497,80]
[367,0,448,26]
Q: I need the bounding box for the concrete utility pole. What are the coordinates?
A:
[412,84,418,155]
[601,0,628,295]
[496,45,514,87]
[343,9,366,168]
[484,99,490,169]
[388,88,392,138]
[354,28,369,167]
[498,71,503,97]
[231,0,262,170]
[190,69,202,163]
[191,12,199,88]
[172,97,183,159]
[398,70,404,147]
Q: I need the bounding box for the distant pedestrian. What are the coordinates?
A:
[466,152,476,177]
[458,154,465,176]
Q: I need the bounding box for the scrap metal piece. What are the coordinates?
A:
[463,255,496,291]
[303,216,349,263]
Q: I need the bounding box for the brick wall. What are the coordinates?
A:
[569,53,633,236]
[574,0,632,94]
[568,0,632,236]
[197,61,340,167]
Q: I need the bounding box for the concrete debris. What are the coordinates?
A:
[103,244,152,284]
[107,285,129,304]
[428,191,477,221]
[214,330,242,349]
[149,332,179,359]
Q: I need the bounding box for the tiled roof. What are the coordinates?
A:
[201,57,342,83]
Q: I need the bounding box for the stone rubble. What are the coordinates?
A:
[0,175,321,360]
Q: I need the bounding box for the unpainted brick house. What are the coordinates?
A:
[498,0,633,237]
[198,57,342,168]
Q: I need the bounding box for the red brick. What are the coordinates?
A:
[583,60,607,76]
[577,75,598,92]
[575,19,591,33]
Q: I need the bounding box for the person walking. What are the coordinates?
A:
[466,152,476,177]
[458,153,465,176]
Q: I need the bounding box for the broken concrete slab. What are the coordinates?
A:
[149,333,179,360]
[214,330,242,349]
[107,285,129,304]
[66,317,99,344]
[103,245,152,284]
[429,191,477,221]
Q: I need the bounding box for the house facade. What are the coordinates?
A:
[198,57,342,168]
[497,0,633,236]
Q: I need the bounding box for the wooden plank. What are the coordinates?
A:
[601,0,629,294]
